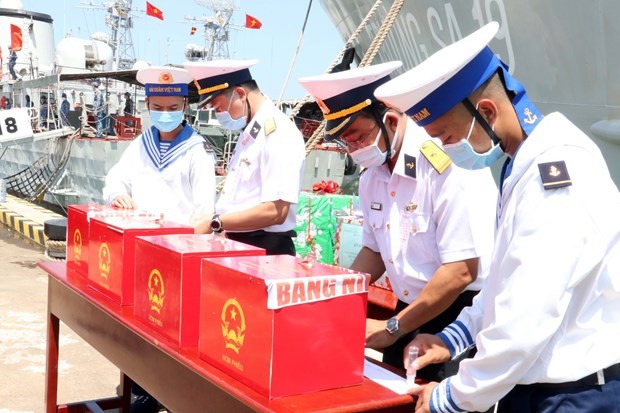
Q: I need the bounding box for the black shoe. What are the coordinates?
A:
[131,395,160,413]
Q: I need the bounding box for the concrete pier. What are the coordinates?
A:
[0,214,118,412]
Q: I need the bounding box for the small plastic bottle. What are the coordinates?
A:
[406,346,419,388]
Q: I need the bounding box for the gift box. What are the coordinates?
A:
[333,215,398,311]
[333,215,364,268]
[293,192,359,264]
[133,234,265,347]
[87,214,193,305]
[67,205,132,276]
[199,255,369,398]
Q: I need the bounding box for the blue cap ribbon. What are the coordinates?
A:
[407,47,542,136]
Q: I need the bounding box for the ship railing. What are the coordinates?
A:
[293,115,323,141]
[219,131,238,172]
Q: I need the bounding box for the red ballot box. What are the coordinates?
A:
[67,205,129,276]
[133,234,265,347]
[199,255,370,399]
[87,214,193,305]
[67,205,92,276]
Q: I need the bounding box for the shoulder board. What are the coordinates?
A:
[264,117,277,136]
[419,140,452,174]
[537,161,572,190]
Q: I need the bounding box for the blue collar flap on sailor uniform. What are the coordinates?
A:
[142,123,203,170]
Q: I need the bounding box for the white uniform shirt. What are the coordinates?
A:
[103,124,216,225]
[216,99,305,233]
[359,118,497,303]
[432,113,620,413]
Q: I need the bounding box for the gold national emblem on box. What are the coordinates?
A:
[221,298,246,354]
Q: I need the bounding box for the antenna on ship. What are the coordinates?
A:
[78,0,138,70]
[183,0,239,61]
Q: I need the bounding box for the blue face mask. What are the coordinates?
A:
[150,110,184,132]
[442,113,505,170]
[215,91,247,131]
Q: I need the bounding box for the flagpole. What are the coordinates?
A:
[276,0,313,104]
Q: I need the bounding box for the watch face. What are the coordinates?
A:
[386,317,398,333]
[210,216,222,231]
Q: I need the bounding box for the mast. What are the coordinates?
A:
[78,0,137,70]
[184,0,238,61]
[107,0,136,69]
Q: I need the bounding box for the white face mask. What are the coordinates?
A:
[442,113,505,170]
[349,115,398,168]
[214,90,247,131]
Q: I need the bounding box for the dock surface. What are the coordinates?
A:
[0,195,64,247]
[0,223,119,412]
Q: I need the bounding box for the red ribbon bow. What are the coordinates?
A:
[312,180,342,194]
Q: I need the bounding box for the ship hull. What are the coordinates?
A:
[321,0,620,186]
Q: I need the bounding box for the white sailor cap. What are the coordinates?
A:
[183,59,258,107]
[375,22,501,126]
[136,66,193,97]
[298,61,402,140]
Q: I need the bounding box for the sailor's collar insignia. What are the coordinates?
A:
[538,160,572,190]
[404,154,416,179]
[250,121,261,139]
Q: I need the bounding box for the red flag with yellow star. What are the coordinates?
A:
[245,13,262,29]
[146,1,164,20]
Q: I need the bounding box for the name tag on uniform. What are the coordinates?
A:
[370,202,382,211]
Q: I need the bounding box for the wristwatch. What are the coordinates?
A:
[210,214,223,233]
[385,316,404,338]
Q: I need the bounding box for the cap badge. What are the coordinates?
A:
[159,72,173,83]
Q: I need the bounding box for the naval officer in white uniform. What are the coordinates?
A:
[298,62,497,382]
[103,66,216,227]
[375,22,620,413]
[184,60,305,255]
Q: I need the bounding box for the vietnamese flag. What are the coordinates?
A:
[190,26,197,35]
[10,24,22,51]
[146,1,164,20]
[245,14,262,29]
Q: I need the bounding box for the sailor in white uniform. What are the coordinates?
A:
[375,22,620,413]
[184,60,305,255]
[298,62,497,382]
[103,66,216,227]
